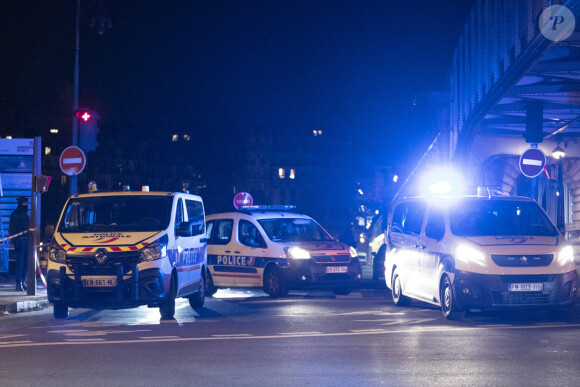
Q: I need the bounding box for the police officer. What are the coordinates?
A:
[9,197,29,291]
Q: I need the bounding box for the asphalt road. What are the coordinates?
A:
[1,287,580,387]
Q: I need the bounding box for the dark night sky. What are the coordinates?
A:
[0,0,474,165]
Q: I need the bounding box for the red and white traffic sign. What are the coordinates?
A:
[59,146,86,176]
[233,192,253,209]
[519,147,546,178]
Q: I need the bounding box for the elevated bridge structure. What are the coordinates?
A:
[442,0,580,255]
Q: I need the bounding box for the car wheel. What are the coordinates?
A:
[391,269,410,306]
[263,266,289,298]
[160,276,176,319]
[441,275,462,320]
[189,271,205,309]
[332,287,352,296]
[53,302,68,319]
[205,270,217,297]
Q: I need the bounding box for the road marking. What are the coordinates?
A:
[0,341,32,345]
[0,334,26,340]
[139,336,181,340]
[1,323,580,349]
[279,332,322,335]
[211,333,253,337]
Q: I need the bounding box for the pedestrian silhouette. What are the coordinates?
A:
[9,197,29,291]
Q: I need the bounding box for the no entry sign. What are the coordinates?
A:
[233,192,253,209]
[60,146,86,176]
[519,147,546,178]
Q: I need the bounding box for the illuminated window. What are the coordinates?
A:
[60,176,67,185]
[289,169,295,179]
[44,147,51,155]
[318,130,322,136]
[5,136,12,139]
[183,134,190,141]
[50,128,59,134]
[172,134,179,142]
[313,130,317,136]
[278,168,285,179]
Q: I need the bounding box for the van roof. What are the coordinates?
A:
[396,195,536,203]
[70,191,202,200]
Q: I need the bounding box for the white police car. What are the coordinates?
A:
[205,205,362,297]
[385,191,578,319]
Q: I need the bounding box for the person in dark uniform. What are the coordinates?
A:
[9,197,29,291]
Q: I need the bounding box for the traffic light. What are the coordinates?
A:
[75,108,100,152]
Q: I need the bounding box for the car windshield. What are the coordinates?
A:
[449,199,558,237]
[257,218,332,242]
[58,195,172,232]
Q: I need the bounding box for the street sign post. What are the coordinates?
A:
[233,192,253,209]
[519,147,546,178]
[59,146,86,176]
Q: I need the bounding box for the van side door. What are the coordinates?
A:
[183,198,206,293]
[420,205,447,302]
[234,219,268,287]
[206,218,235,287]
[388,201,427,298]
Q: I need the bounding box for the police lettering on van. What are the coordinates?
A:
[46,190,207,319]
[206,205,362,297]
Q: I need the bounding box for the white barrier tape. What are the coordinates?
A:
[0,228,36,243]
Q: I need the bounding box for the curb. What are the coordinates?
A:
[0,298,49,314]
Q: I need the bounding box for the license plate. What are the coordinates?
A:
[509,283,543,292]
[325,266,348,274]
[82,277,117,287]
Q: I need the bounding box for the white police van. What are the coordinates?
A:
[385,191,578,319]
[205,205,362,297]
[47,190,207,319]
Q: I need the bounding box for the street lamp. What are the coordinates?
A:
[552,143,566,159]
[70,0,111,195]
[552,142,566,233]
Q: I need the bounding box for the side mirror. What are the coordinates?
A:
[177,221,193,237]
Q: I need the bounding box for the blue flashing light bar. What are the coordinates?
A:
[238,205,297,211]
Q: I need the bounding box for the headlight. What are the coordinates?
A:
[48,243,67,264]
[285,246,311,260]
[455,244,486,266]
[349,246,358,258]
[558,246,574,264]
[139,241,167,262]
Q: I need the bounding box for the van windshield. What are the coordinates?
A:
[58,196,172,232]
[258,218,332,242]
[449,199,558,237]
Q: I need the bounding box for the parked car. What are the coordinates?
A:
[384,192,577,319]
[206,205,362,297]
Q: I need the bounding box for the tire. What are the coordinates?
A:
[391,269,411,306]
[263,266,289,298]
[440,275,463,320]
[160,276,176,319]
[189,271,205,309]
[53,303,68,319]
[333,287,352,296]
[205,270,217,297]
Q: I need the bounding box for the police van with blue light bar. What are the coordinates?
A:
[384,187,577,319]
[47,188,207,319]
[205,205,362,297]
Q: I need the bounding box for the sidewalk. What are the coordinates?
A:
[0,277,49,315]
